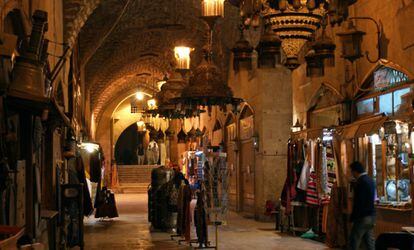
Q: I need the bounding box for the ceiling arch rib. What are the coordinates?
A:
[63,0,102,48]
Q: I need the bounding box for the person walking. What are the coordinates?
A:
[349,161,376,250]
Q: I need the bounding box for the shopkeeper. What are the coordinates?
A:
[349,161,376,250]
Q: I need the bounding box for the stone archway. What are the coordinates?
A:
[114,123,140,165]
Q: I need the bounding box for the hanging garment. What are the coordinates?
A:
[177,183,192,241]
[89,152,102,183]
[95,187,119,219]
[326,184,348,248]
[306,172,319,206]
[321,204,329,233]
[320,146,329,195]
[297,156,311,191]
[194,191,208,247]
[281,141,297,215]
[76,156,93,216]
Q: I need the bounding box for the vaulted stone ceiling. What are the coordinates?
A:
[76,0,240,124]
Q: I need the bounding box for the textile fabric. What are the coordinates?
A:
[326,185,348,248]
[281,141,297,214]
[306,172,319,205]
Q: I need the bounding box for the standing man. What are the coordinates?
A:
[137,144,145,165]
[349,161,376,250]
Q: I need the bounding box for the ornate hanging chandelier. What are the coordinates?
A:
[228,0,357,70]
[173,0,243,113]
[262,0,328,69]
[145,71,205,119]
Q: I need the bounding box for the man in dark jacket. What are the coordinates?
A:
[349,161,376,250]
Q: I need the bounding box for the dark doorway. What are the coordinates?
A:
[115,123,145,165]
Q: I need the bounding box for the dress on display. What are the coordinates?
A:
[176,183,192,241]
[194,190,208,247]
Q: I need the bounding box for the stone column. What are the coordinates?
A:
[255,66,292,220]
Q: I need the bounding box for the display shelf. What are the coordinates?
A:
[376,204,412,212]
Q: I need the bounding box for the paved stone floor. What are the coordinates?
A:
[82,194,329,250]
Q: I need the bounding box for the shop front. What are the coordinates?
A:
[282,64,414,247]
[343,65,414,235]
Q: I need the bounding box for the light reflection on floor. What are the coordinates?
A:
[80,194,329,250]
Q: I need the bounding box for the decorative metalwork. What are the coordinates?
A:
[173,8,243,113]
[337,17,382,63]
[336,20,366,62]
[144,71,205,119]
[262,1,327,69]
[256,26,282,68]
[232,26,254,71]
[233,0,358,70]
[312,19,336,67]
[305,49,324,77]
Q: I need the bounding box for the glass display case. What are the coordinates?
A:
[369,121,412,206]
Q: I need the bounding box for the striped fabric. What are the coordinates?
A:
[306,172,319,205]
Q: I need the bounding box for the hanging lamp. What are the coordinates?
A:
[173,1,243,113]
[312,18,336,67]
[256,26,282,68]
[145,71,205,119]
[232,25,254,71]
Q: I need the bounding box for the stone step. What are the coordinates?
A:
[116,183,150,194]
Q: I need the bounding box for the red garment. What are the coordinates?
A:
[281,141,297,215]
[177,184,192,241]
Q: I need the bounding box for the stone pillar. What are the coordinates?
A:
[229,63,292,220]
[255,66,292,220]
[168,120,180,165]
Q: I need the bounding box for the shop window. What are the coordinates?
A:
[356,98,375,116]
[379,93,393,115]
[368,121,411,206]
[393,87,411,115]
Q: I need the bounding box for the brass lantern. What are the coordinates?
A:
[312,26,336,67]
[10,10,49,102]
[256,27,281,68]
[231,28,254,71]
[174,46,192,70]
[202,0,225,17]
[336,20,366,62]
[305,49,324,77]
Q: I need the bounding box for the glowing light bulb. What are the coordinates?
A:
[136,92,144,100]
[174,46,192,70]
[201,0,225,17]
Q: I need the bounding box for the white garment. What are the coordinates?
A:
[321,146,329,194]
[297,158,311,191]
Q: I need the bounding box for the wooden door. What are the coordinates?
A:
[240,140,254,215]
[226,123,237,210]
